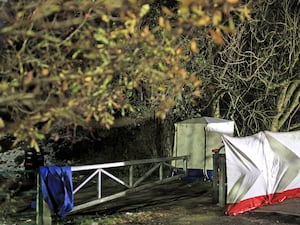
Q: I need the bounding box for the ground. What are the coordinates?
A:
[56,180,300,225]
[1,170,300,225]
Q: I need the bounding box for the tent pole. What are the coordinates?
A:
[203,127,207,179]
[212,152,219,203]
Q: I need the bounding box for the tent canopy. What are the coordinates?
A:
[223,130,300,216]
[173,117,234,173]
[176,117,234,134]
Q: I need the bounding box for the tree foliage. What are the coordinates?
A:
[198,0,300,135]
[0,0,248,150]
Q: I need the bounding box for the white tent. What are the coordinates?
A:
[222,130,300,216]
[172,117,234,179]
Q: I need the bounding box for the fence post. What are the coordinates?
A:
[159,162,163,181]
[98,169,102,199]
[219,154,226,207]
[129,165,133,187]
[183,158,188,176]
[212,150,227,207]
[36,170,52,225]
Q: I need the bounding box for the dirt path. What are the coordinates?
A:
[60,180,300,225]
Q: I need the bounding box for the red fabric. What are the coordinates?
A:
[226,187,300,216]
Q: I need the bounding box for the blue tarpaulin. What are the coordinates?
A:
[40,166,73,218]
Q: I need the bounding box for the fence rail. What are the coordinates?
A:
[70,155,189,213]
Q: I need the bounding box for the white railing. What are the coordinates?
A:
[70,155,189,213]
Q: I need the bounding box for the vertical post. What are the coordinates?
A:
[98,169,102,199]
[212,152,219,203]
[129,165,133,187]
[36,171,41,225]
[159,162,163,181]
[183,158,188,176]
[219,154,226,207]
[36,170,52,225]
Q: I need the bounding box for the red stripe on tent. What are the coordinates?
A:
[226,188,300,216]
[271,188,300,203]
[226,195,267,216]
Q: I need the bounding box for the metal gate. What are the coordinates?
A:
[37,155,189,224]
[71,155,189,213]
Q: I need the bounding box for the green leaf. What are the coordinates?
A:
[72,50,82,59]
[140,4,150,18]
[0,118,4,129]
[101,75,113,89]
[35,132,45,140]
[72,84,81,94]
[30,139,40,152]
[228,17,235,31]
[94,28,109,44]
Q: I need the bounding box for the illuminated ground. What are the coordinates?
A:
[62,180,300,225]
